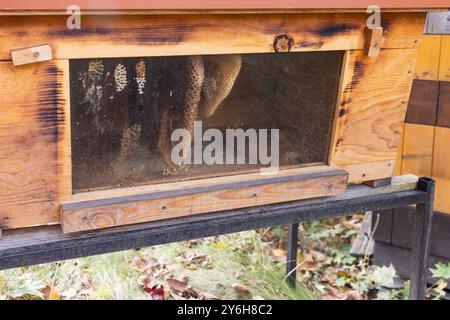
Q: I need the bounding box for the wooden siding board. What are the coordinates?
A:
[437,80,450,128]
[405,80,439,126]
[414,35,442,81]
[0,13,424,60]
[330,48,418,182]
[0,60,70,228]
[439,35,450,81]
[432,126,450,214]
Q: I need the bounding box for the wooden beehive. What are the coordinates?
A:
[374,15,450,272]
[0,1,446,233]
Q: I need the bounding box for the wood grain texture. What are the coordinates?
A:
[337,160,395,184]
[437,80,450,128]
[439,35,450,82]
[405,80,439,126]
[0,12,425,60]
[0,60,71,229]
[401,123,435,177]
[330,48,418,182]
[61,167,348,233]
[414,35,442,81]
[432,126,450,214]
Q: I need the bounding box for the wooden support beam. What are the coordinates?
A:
[11,44,52,66]
[364,27,383,57]
[0,175,426,271]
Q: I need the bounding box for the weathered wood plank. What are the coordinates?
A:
[405,80,439,126]
[330,48,418,182]
[426,11,450,35]
[0,12,425,60]
[61,167,348,233]
[0,60,71,228]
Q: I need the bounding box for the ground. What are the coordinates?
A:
[0,215,448,300]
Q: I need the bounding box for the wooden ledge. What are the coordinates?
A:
[0,175,425,270]
[61,166,348,233]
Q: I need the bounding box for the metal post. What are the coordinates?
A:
[409,177,435,300]
[286,223,299,288]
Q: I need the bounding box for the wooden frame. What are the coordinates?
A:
[0,11,427,232]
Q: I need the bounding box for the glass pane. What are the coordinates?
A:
[70,52,343,192]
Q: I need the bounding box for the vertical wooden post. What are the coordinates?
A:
[286,223,299,287]
[409,177,435,300]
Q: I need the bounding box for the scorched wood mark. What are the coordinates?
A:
[343,60,365,94]
[46,25,196,45]
[36,65,66,145]
[313,23,360,37]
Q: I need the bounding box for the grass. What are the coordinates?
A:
[0,229,315,300]
[6,215,439,300]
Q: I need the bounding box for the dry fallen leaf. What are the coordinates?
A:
[41,285,61,300]
[197,291,219,300]
[311,250,326,262]
[166,278,198,299]
[321,293,348,300]
[166,278,189,292]
[166,278,217,300]
[231,283,250,295]
[268,247,287,262]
